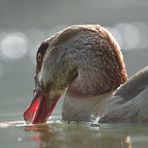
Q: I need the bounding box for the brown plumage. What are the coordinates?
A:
[24,25,148,124]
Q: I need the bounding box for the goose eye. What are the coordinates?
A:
[37,53,42,62]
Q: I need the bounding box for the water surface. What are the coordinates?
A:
[0,116,148,148]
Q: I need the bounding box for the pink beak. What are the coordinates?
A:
[23,90,60,124]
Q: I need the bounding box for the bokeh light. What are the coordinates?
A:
[134,22,148,49]
[0,32,28,61]
[115,23,140,50]
[123,23,140,50]
[107,27,123,49]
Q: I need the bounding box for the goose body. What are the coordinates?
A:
[23,25,148,124]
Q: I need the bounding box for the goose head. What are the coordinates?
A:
[24,25,127,124]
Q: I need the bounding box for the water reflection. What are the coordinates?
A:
[23,123,148,148]
[0,120,148,148]
[25,124,53,148]
[124,136,132,148]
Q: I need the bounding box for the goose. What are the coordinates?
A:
[23,25,148,124]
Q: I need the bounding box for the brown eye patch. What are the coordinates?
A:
[36,41,49,74]
[36,41,49,63]
[37,53,42,63]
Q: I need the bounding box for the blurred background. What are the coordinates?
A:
[0,0,148,121]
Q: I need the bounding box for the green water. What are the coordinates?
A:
[0,117,148,148]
